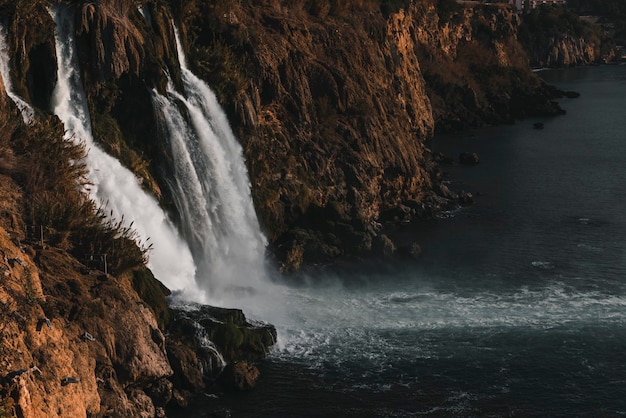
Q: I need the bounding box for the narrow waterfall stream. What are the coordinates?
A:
[0,22,35,123]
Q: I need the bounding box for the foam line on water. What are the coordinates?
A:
[267,278,626,368]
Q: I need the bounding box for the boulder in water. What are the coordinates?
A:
[459,152,480,165]
[398,242,422,259]
[458,191,474,206]
[217,361,260,391]
[169,305,277,366]
[166,340,205,392]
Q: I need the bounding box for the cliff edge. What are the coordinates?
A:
[175,0,564,270]
[0,0,576,415]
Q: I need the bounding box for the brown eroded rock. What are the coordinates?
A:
[76,0,146,82]
[173,1,563,270]
[176,2,440,270]
[0,225,176,417]
[0,228,99,417]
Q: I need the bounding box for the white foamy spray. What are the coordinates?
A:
[49,5,199,297]
[151,23,269,308]
[0,22,35,123]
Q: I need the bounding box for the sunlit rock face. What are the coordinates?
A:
[0,0,571,412]
[178,1,560,270]
[0,226,173,417]
[3,0,559,271]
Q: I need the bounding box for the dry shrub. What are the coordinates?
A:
[0,147,17,173]
[7,116,148,275]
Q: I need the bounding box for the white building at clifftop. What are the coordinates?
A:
[510,0,566,10]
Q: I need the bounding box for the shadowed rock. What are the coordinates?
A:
[459,152,480,165]
[217,361,260,391]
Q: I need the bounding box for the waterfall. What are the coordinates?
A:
[0,22,35,124]
[49,5,199,297]
[151,24,267,305]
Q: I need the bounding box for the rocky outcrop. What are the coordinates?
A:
[166,305,276,396]
[217,361,261,391]
[517,6,609,68]
[0,226,172,417]
[523,32,602,67]
[412,2,565,131]
[540,36,598,67]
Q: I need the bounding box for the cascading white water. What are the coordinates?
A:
[49,5,199,297]
[150,24,268,306]
[0,22,35,123]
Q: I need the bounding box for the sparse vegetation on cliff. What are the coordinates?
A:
[0,113,149,275]
[0,0,587,414]
[567,0,626,45]
[518,5,611,67]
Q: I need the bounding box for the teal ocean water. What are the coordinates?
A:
[172,65,626,417]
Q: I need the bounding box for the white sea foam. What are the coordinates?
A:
[531,260,555,269]
[268,275,626,374]
[577,243,603,253]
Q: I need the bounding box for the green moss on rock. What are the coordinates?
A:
[131,268,172,329]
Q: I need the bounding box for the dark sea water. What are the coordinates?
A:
[170,65,626,417]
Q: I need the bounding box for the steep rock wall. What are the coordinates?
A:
[525,33,601,67]
[2,0,561,270]
[181,2,443,269]
[412,2,563,131]
[177,0,561,269]
[0,225,173,417]
[517,6,608,68]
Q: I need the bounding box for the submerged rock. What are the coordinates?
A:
[217,361,260,391]
[397,242,422,259]
[459,152,480,165]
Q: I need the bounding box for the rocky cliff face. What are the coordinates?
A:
[177,2,443,270]
[175,0,563,270]
[0,225,172,417]
[1,0,568,415]
[526,35,600,67]
[1,0,563,271]
[517,6,609,68]
[0,218,274,417]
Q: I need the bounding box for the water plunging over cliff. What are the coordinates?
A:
[49,6,198,295]
[0,23,35,123]
[151,25,267,305]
